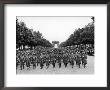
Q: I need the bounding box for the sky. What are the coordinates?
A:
[17,16,92,43]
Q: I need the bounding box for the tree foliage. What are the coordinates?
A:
[60,19,94,47]
[16,18,52,49]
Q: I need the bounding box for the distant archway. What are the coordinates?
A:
[52,41,59,48]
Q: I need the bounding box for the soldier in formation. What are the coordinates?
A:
[16,44,90,70]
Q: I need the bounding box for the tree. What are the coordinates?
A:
[59,18,94,47]
[16,18,52,49]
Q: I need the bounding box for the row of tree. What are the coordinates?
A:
[59,17,94,47]
[16,19,53,50]
[16,17,94,49]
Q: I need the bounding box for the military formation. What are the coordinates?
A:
[16,44,94,70]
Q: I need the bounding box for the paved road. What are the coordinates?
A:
[17,56,94,74]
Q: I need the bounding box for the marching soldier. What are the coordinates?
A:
[70,53,76,68]
[63,59,68,68]
[20,60,25,70]
[46,60,50,69]
[70,60,74,68]
[52,58,56,68]
[40,60,44,69]
[63,54,68,68]
[83,59,87,68]
[57,54,62,68]
[76,53,81,68]
[32,57,36,69]
[19,55,25,70]
[16,55,20,69]
[81,51,87,68]
[26,60,31,69]
[16,60,19,69]
[58,59,61,68]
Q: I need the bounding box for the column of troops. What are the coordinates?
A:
[16,44,94,70]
